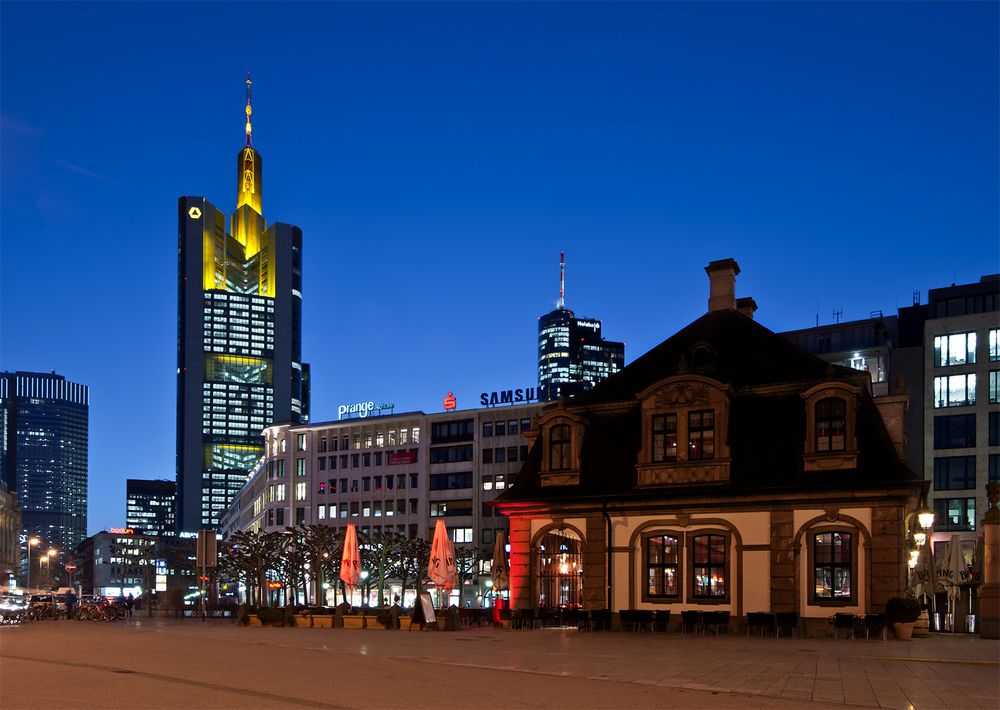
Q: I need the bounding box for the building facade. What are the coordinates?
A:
[497,260,924,634]
[76,530,196,598]
[176,77,309,533]
[221,402,541,604]
[923,275,1000,557]
[0,370,88,583]
[126,479,176,537]
[537,254,624,401]
[0,480,20,588]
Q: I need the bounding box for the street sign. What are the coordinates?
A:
[64,563,77,572]
[196,529,218,568]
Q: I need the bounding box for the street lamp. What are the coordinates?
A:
[38,549,58,589]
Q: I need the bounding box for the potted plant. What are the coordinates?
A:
[885,597,921,640]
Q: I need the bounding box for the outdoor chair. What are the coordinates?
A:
[746,612,776,638]
[704,611,730,635]
[654,610,671,633]
[619,609,638,633]
[775,612,799,638]
[831,613,857,639]
[681,610,704,634]
[863,614,887,641]
[590,609,611,632]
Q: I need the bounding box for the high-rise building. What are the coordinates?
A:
[537,252,624,400]
[0,370,88,580]
[177,76,309,532]
[126,479,176,537]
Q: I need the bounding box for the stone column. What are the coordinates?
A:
[508,517,532,610]
[583,514,607,610]
[870,506,904,613]
[770,510,795,612]
[980,483,999,639]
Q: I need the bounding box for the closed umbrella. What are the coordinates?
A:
[427,519,457,608]
[911,543,935,603]
[971,534,984,586]
[944,535,965,623]
[340,523,361,606]
[491,531,509,594]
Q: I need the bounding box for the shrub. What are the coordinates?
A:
[885,596,921,623]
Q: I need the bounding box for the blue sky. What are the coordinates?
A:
[1,2,997,535]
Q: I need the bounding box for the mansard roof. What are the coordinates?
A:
[500,309,920,504]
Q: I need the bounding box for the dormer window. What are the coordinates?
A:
[549,424,571,471]
[816,398,847,452]
[651,414,678,462]
[688,409,715,460]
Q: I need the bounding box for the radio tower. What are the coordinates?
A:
[557,250,566,310]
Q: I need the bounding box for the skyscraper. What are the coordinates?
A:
[126,479,176,537]
[0,371,88,570]
[176,76,309,532]
[537,252,624,400]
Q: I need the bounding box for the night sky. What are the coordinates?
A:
[1,2,997,535]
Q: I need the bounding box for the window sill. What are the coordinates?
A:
[540,470,580,487]
[637,460,730,486]
[803,451,858,472]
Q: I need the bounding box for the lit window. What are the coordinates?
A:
[814,532,852,600]
[688,410,715,460]
[646,534,680,598]
[651,414,678,463]
[991,329,1000,362]
[934,374,977,408]
[691,534,726,598]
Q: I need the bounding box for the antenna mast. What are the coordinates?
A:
[245,73,253,147]
[558,250,565,309]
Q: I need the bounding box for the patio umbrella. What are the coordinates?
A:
[970,534,984,586]
[340,523,361,606]
[491,531,509,595]
[427,519,457,608]
[944,534,965,617]
[912,541,936,603]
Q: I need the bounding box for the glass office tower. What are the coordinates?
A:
[537,253,624,400]
[176,77,309,532]
[126,479,176,537]
[0,370,88,572]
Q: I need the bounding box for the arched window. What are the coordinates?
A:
[815,398,847,452]
[537,528,583,608]
[549,425,571,471]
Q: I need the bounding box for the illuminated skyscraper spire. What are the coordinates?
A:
[557,250,566,310]
[245,72,253,147]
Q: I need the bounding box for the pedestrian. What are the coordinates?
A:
[126,593,134,618]
[65,589,77,620]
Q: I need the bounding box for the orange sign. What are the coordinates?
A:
[267,581,282,589]
[109,527,134,534]
[443,392,457,410]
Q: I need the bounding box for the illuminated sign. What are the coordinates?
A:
[576,320,600,330]
[267,581,283,589]
[109,527,135,535]
[443,392,457,411]
[387,449,419,466]
[479,386,547,407]
[338,401,395,420]
[187,206,202,219]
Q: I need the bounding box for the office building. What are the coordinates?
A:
[221,400,542,605]
[126,479,176,537]
[177,76,309,532]
[497,259,923,635]
[75,529,196,599]
[0,370,88,583]
[923,275,999,555]
[538,252,624,400]
[0,480,20,587]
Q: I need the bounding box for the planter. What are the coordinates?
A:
[249,615,262,627]
[294,614,313,627]
[892,622,915,640]
[340,615,369,629]
[311,615,333,628]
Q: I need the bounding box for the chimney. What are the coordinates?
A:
[705,258,740,313]
[736,297,758,320]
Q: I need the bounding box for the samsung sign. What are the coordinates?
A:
[338,401,395,420]
[479,386,548,407]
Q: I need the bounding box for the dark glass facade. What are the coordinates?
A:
[0,371,88,579]
[126,479,176,537]
[538,308,624,401]
[176,91,309,532]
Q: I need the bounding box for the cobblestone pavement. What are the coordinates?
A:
[1,619,997,709]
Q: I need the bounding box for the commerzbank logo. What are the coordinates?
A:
[188,206,202,219]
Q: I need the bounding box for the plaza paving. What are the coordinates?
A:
[0,618,997,709]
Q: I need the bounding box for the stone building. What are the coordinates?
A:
[496,259,925,634]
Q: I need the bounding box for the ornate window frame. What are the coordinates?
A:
[809,527,857,606]
[637,375,733,486]
[537,411,584,486]
[801,382,860,471]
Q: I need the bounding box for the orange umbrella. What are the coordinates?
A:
[340,523,361,604]
[427,519,457,608]
[491,531,509,593]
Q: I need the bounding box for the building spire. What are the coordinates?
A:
[244,72,253,147]
[558,250,566,309]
